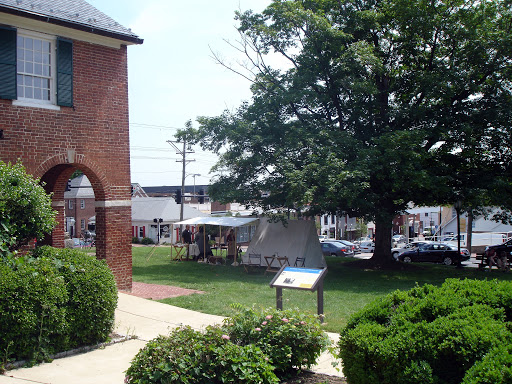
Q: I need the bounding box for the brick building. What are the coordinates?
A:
[0,0,142,290]
[65,174,95,238]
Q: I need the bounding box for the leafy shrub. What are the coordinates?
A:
[0,247,117,365]
[0,161,56,252]
[0,257,68,363]
[339,279,512,384]
[223,306,329,376]
[132,236,140,244]
[125,325,278,384]
[140,237,154,245]
[31,246,118,348]
[462,344,512,384]
[126,307,328,383]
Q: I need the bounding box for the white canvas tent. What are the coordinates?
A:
[244,218,326,269]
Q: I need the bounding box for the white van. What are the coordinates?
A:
[441,233,507,247]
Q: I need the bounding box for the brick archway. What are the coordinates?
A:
[36,152,132,291]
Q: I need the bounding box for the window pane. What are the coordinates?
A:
[34,88,42,99]
[17,74,23,85]
[25,87,33,98]
[34,77,41,88]
[34,51,42,63]
[24,37,33,49]
[43,65,50,77]
[34,39,41,51]
[26,50,33,62]
[17,47,24,60]
[17,85,23,97]
[25,62,33,74]
[25,76,33,86]
[43,41,50,53]
[34,63,42,75]
[44,89,50,100]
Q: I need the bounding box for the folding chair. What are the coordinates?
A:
[242,253,261,273]
[294,257,306,267]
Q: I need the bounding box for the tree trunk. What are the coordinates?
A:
[370,215,395,266]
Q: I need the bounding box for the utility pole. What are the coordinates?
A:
[167,138,195,222]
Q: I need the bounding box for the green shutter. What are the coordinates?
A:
[0,27,17,100]
[57,37,73,107]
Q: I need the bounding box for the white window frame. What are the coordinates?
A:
[68,200,73,209]
[80,199,85,209]
[81,219,85,230]
[12,29,60,111]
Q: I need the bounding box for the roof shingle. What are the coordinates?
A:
[0,0,142,44]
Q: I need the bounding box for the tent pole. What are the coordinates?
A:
[232,226,239,266]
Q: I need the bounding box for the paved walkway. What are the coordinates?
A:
[1,287,343,384]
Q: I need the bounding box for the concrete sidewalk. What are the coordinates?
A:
[1,293,343,383]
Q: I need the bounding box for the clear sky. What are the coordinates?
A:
[86,0,271,187]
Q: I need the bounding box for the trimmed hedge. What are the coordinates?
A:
[0,247,117,365]
[339,279,512,384]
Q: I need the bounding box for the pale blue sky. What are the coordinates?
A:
[86,0,271,187]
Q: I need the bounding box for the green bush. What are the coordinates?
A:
[462,344,512,384]
[31,246,118,348]
[0,247,117,365]
[125,325,278,384]
[0,257,68,363]
[141,237,154,245]
[132,236,140,244]
[339,279,512,384]
[126,307,328,383]
[0,161,56,252]
[223,306,329,376]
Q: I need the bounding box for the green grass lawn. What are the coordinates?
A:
[132,246,512,333]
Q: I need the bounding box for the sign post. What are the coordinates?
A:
[269,266,327,322]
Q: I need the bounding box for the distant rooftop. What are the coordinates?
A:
[0,0,143,44]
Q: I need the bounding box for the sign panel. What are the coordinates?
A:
[270,267,326,291]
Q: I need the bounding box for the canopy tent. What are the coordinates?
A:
[174,217,259,227]
[173,216,259,264]
[243,218,326,269]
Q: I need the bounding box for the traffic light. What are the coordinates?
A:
[198,188,205,204]
[175,189,182,204]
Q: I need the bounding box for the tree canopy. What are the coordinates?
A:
[182,0,512,264]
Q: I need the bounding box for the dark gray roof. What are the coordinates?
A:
[0,0,143,44]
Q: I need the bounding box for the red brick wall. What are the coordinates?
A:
[0,40,133,290]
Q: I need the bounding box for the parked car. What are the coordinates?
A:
[397,242,470,265]
[484,238,512,262]
[392,241,433,260]
[360,241,375,253]
[321,241,354,257]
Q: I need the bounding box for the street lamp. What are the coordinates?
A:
[186,173,201,199]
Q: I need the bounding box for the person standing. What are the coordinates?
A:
[181,225,192,259]
[226,228,236,263]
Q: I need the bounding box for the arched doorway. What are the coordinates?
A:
[37,156,132,291]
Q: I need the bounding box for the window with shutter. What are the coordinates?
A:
[0,28,73,108]
[0,26,17,100]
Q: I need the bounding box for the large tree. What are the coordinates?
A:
[183,0,512,265]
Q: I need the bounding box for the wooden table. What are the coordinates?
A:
[264,256,289,274]
[172,243,188,261]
